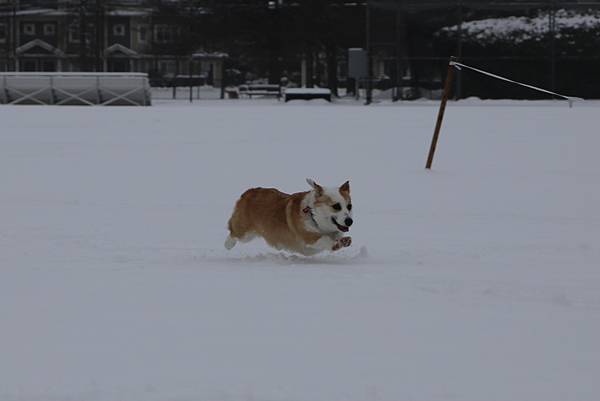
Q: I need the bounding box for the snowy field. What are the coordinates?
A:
[1,99,599,401]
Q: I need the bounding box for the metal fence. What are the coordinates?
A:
[2,1,600,100]
[367,0,600,100]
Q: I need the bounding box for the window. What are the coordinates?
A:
[113,24,125,36]
[138,25,148,43]
[158,60,176,75]
[22,59,38,72]
[154,25,167,43]
[154,25,177,43]
[42,60,56,72]
[0,23,6,43]
[23,23,36,35]
[68,26,79,43]
[69,24,92,43]
[43,24,56,36]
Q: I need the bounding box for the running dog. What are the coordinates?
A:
[225,179,353,255]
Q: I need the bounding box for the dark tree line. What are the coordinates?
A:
[165,1,367,90]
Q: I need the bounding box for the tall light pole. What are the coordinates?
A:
[455,0,463,100]
[549,0,557,92]
[365,0,372,105]
[12,0,17,71]
[95,0,104,72]
[267,0,282,85]
[79,0,88,71]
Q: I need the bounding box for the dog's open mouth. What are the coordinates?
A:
[331,217,349,233]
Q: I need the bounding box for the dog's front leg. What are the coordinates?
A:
[305,236,336,254]
[332,236,352,251]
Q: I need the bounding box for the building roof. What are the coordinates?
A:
[16,39,65,56]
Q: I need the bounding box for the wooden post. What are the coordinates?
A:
[425,57,456,169]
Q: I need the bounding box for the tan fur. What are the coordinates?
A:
[227,187,324,254]
[340,181,351,202]
[313,194,334,207]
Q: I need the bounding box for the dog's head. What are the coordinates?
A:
[306,178,353,234]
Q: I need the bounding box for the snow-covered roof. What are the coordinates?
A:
[191,51,229,59]
[105,43,139,57]
[0,9,67,18]
[285,88,332,95]
[16,39,65,56]
[106,9,153,17]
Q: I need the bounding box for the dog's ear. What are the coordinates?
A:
[306,178,324,196]
[340,180,350,195]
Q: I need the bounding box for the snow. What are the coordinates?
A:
[439,9,600,43]
[285,88,332,95]
[1,99,599,401]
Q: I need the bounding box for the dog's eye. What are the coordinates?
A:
[332,203,341,211]
[347,204,352,211]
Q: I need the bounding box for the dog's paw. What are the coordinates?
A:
[340,237,352,247]
[332,237,352,251]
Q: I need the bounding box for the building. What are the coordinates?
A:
[0,0,226,86]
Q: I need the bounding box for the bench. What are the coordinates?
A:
[284,88,332,102]
[172,74,206,87]
[238,84,281,99]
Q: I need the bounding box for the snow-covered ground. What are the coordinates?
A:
[1,99,599,401]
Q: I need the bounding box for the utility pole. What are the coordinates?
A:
[549,0,557,93]
[95,0,104,72]
[267,0,281,85]
[1,5,6,70]
[365,0,372,105]
[455,0,463,100]
[11,0,17,71]
[79,0,88,71]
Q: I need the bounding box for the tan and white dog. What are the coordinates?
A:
[225,179,353,255]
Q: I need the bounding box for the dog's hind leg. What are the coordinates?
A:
[225,232,256,250]
[225,204,254,250]
[224,235,237,250]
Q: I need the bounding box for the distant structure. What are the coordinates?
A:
[2,0,600,97]
[0,0,226,86]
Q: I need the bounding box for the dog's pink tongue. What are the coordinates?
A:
[340,225,349,232]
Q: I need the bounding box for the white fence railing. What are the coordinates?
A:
[0,72,151,106]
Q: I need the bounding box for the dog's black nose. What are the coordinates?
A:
[345,217,353,227]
